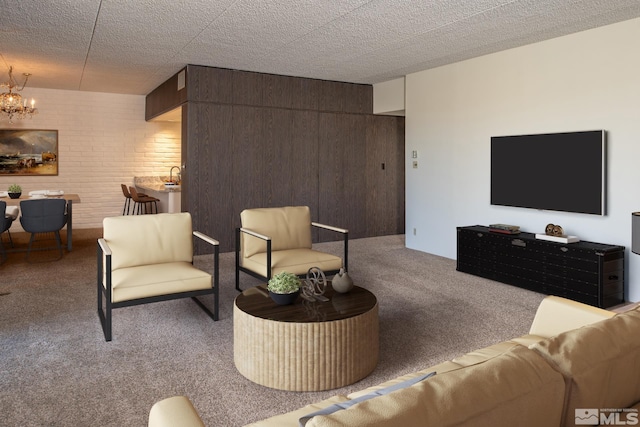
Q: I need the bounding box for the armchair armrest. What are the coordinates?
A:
[239,227,271,241]
[193,231,219,247]
[312,222,348,234]
[97,238,112,256]
[311,222,349,272]
[97,238,112,289]
[193,231,220,321]
[236,227,273,285]
[97,237,114,339]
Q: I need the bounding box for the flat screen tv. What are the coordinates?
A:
[491,130,606,215]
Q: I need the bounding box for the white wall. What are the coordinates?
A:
[373,77,405,116]
[0,88,180,231]
[405,18,640,302]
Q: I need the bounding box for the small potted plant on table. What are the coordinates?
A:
[8,184,22,199]
[267,271,301,305]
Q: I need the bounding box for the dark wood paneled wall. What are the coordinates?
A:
[145,67,188,120]
[173,65,403,252]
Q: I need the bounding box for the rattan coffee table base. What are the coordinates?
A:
[234,300,378,391]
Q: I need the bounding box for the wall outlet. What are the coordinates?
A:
[412,160,418,169]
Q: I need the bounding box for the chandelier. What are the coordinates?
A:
[1,66,38,124]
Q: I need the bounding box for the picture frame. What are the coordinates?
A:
[0,129,58,176]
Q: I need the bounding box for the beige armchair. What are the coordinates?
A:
[235,206,348,291]
[97,213,219,341]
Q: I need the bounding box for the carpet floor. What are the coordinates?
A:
[0,230,546,426]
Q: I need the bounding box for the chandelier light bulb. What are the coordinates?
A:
[1,66,38,123]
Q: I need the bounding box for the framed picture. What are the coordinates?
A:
[0,129,58,176]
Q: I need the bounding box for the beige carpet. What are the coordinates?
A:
[0,230,546,426]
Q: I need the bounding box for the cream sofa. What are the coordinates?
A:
[149,296,640,427]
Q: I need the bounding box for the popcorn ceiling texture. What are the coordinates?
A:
[1,0,639,95]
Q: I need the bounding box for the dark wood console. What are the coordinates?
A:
[457,225,624,308]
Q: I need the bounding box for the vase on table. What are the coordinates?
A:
[332,268,353,293]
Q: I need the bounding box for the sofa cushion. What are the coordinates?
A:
[299,372,436,426]
[104,213,193,270]
[244,395,352,427]
[531,308,640,427]
[241,206,312,258]
[347,361,462,400]
[450,341,520,367]
[305,346,565,427]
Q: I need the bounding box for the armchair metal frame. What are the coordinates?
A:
[97,231,219,342]
[235,222,348,291]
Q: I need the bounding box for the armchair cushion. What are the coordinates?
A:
[240,206,312,258]
[242,248,343,277]
[111,261,212,303]
[104,213,193,270]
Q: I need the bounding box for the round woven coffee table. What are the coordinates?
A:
[234,284,378,391]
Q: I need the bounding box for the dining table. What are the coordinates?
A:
[3,193,81,251]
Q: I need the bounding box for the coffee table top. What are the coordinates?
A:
[235,284,377,323]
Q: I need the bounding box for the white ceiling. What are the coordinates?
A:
[1,0,639,96]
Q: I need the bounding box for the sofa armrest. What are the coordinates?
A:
[529,295,616,338]
[149,396,204,427]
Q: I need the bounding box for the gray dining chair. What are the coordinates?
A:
[1,201,16,264]
[19,199,68,262]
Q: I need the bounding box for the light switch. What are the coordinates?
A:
[411,150,418,159]
[412,161,418,169]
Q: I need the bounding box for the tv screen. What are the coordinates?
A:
[491,130,606,215]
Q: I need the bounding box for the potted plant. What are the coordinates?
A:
[267,271,301,305]
[7,184,22,199]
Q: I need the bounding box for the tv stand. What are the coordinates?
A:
[456,225,624,308]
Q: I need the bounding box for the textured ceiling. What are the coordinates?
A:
[1,0,639,96]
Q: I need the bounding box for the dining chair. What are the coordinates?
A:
[19,199,68,262]
[1,201,17,264]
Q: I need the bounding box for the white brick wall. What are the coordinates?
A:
[0,88,181,231]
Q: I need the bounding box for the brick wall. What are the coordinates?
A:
[0,88,180,231]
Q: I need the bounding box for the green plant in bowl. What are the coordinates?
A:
[267,271,301,294]
[8,184,22,199]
